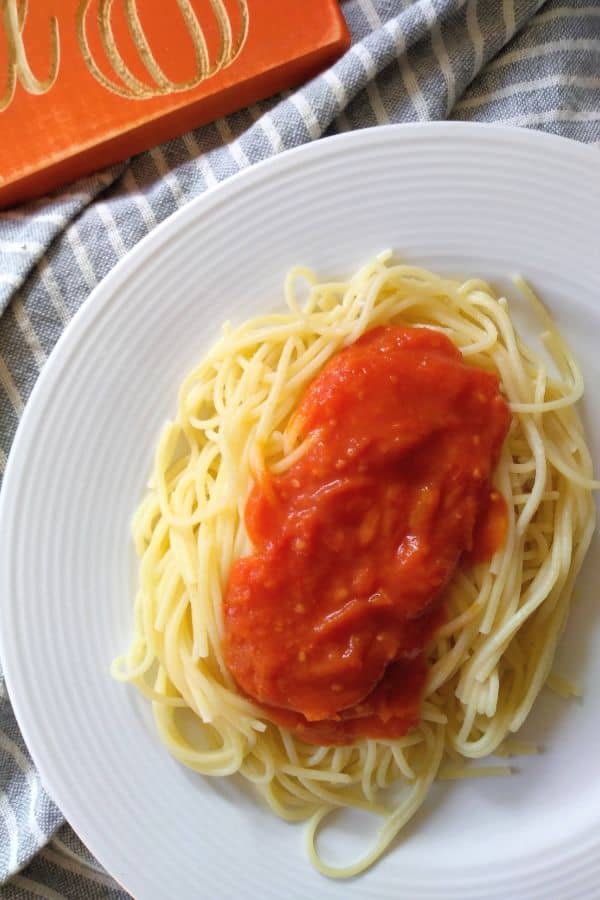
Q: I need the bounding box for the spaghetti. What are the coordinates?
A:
[113,255,597,877]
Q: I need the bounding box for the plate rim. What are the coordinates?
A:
[1,120,600,895]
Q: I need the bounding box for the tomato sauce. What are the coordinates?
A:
[223,327,511,745]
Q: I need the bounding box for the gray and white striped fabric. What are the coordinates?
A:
[1,1,599,896]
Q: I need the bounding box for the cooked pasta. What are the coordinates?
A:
[113,255,597,878]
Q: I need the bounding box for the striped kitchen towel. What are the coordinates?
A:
[1,1,599,896]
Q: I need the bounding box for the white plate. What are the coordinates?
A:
[1,123,600,900]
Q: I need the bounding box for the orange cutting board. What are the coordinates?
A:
[0,1,350,208]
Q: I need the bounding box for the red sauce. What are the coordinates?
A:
[223,327,511,745]
[466,488,508,565]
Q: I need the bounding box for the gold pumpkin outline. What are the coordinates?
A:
[77,0,249,100]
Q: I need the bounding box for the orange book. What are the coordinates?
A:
[0,1,350,208]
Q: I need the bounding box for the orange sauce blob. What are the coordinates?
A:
[223,327,511,744]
